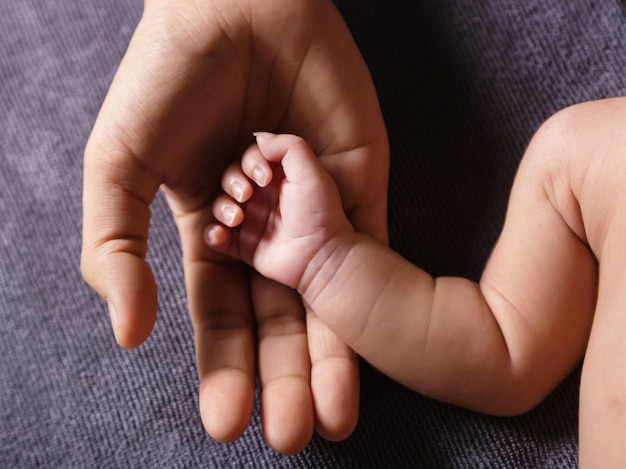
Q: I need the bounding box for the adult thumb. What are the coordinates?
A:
[81,125,161,349]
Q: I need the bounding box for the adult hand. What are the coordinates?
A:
[81,0,388,454]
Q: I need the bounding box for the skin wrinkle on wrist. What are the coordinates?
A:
[298,231,358,307]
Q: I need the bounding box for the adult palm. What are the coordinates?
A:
[81,0,388,454]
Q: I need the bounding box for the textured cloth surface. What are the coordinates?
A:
[1,0,625,467]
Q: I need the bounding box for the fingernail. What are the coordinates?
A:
[222,205,236,225]
[231,181,244,201]
[107,301,119,339]
[205,225,219,246]
[252,167,266,186]
[253,131,275,142]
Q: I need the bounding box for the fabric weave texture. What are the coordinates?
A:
[1,1,625,467]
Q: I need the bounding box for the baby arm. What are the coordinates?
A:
[207,129,596,417]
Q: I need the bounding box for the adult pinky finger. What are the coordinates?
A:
[306,304,360,441]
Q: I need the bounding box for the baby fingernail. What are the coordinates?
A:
[253,131,275,142]
[222,205,236,224]
[252,167,266,185]
[232,181,244,201]
[205,226,219,245]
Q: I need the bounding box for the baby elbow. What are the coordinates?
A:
[484,369,560,417]
[490,388,547,417]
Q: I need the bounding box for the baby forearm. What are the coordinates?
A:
[298,233,523,414]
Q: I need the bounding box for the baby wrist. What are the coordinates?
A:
[297,231,358,306]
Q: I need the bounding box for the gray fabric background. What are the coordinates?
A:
[1,0,625,467]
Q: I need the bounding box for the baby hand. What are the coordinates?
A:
[206,133,353,291]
